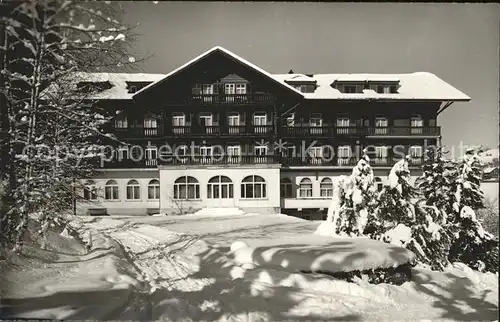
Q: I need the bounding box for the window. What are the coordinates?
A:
[299,178,313,198]
[173,176,200,200]
[375,146,389,165]
[200,146,213,157]
[411,115,423,134]
[374,177,383,192]
[320,178,333,197]
[192,83,202,95]
[146,146,158,166]
[241,175,266,199]
[409,146,423,165]
[374,84,392,94]
[253,112,267,134]
[309,113,322,127]
[228,112,240,126]
[280,178,293,198]
[286,113,295,127]
[338,145,351,165]
[104,180,119,200]
[224,83,235,94]
[227,145,241,156]
[172,113,185,126]
[308,146,323,165]
[253,112,267,125]
[202,84,215,94]
[235,83,247,94]
[114,114,128,129]
[227,145,241,164]
[126,179,140,200]
[84,180,98,200]
[144,116,157,136]
[144,116,157,129]
[148,179,160,200]
[294,84,315,93]
[336,117,350,127]
[375,117,388,135]
[199,112,213,127]
[342,85,361,93]
[254,145,268,156]
[207,176,234,199]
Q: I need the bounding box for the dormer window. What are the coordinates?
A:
[292,84,315,93]
[126,81,153,94]
[335,83,363,94]
[369,81,399,94]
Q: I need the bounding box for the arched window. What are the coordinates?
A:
[174,176,200,200]
[84,180,97,200]
[299,178,313,198]
[148,179,160,200]
[207,176,233,199]
[374,177,383,192]
[320,178,333,197]
[105,180,119,200]
[280,178,293,198]
[126,179,141,200]
[241,175,266,199]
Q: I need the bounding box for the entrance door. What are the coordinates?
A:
[206,175,235,208]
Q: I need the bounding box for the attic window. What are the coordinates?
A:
[293,84,315,93]
[335,83,363,94]
[126,81,153,94]
[371,83,399,94]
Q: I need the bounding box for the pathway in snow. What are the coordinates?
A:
[82,214,498,322]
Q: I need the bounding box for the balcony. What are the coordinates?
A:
[113,127,164,137]
[159,155,279,166]
[365,126,441,136]
[369,156,424,167]
[189,93,276,105]
[170,125,274,137]
[280,156,424,167]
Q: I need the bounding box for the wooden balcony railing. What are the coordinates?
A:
[190,93,276,105]
[159,155,279,166]
[112,125,441,138]
[365,126,441,136]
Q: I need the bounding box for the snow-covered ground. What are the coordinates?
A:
[1,213,498,321]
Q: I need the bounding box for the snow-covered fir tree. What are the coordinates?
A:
[0,1,137,252]
[366,155,417,238]
[334,149,378,236]
[448,149,499,273]
[407,147,456,270]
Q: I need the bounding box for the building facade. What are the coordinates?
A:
[78,46,470,218]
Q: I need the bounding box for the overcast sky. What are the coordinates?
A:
[122,2,499,152]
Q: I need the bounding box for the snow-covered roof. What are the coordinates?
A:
[272,72,471,101]
[55,46,470,102]
[284,74,317,83]
[71,72,166,100]
[133,46,304,98]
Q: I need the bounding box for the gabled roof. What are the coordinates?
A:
[133,46,304,98]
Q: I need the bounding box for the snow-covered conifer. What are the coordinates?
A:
[448,149,499,272]
[335,149,378,236]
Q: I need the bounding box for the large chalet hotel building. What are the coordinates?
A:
[79,46,470,218]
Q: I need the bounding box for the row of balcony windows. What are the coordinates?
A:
[113,125,440,137]
[101,154,424,169]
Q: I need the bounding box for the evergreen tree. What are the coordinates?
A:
[0,1,137,252]
[448,149,499,272]
[335,149,378,236]
[367,155,417,238]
